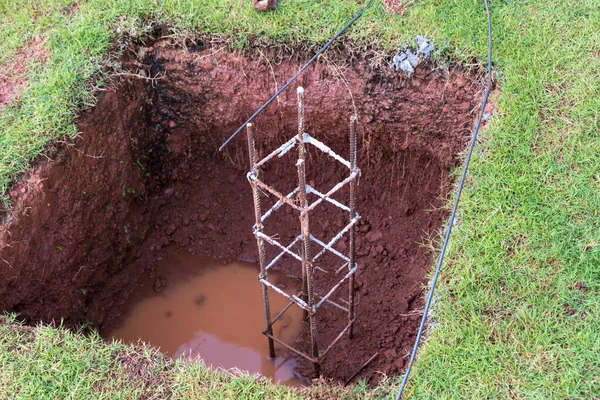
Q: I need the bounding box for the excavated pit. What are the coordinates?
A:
[0,41,483,385]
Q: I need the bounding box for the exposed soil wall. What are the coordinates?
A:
[0,40,483,384]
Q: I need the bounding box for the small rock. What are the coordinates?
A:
[194,294,206,306]
[164,187,174,197]
[166,224,177,236]
[198,59,214,71]
[371,247,379,258]
[168,120,177,128]
[358,223,371,233]
[357,246,369,257]
[154,278,167,292]
[366,230,383,243]
[199,212,209,222]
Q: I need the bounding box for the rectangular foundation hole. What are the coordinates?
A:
[0,40,483,386]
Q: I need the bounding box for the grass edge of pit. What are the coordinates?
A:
[3,0,600,399]
[0,6,468,399]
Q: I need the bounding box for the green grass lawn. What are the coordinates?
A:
[1,0,600,398]
[0,315,383,399]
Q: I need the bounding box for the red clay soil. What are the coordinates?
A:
[384,0,411,15]
[0,37,49,110]
[0,40,483,385]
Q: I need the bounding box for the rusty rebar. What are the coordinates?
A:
[263,331,318,363]
[296,86,320,377]
[320,317,356,360]
[246,87,361,378]
[246,123,276,359]
[348,115,357,339]
[297,87,307,303]
[344,352,378,387]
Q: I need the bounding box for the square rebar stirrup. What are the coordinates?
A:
[245,86,360,377]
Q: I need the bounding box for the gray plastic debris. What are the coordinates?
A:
[416,35,434,58]
[392,36,434,77]
[406,48,419,67]
[392,48,419,77]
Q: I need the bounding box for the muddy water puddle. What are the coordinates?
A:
[105,249,307,386]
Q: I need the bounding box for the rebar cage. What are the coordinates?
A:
[245,86,360,376]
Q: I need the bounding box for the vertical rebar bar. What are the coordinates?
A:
[296,87,320,377]
[348,115,358,339]
[297,87,308,304]
[246,122,276,359]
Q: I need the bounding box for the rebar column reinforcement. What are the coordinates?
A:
[246,122,276,359]
[295,87,320,376]
[348,115,358,339]
[245,86,361,377]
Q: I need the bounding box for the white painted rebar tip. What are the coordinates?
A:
[350,115,357,122]
[246,123,253,128]
[297,86,304,95]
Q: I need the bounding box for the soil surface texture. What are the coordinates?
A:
[0,37,49,110]
[0,40,483,385]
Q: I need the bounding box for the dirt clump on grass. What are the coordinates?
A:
[0,37,50,110]
[0,40,482,385]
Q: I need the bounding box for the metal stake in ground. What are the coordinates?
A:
[246,122,276,359]
[296,86,320,377]
[348,115,358,339]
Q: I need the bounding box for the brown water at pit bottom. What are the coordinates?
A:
[105,249,307,386]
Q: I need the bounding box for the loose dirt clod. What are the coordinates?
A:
[0,41,482,385]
